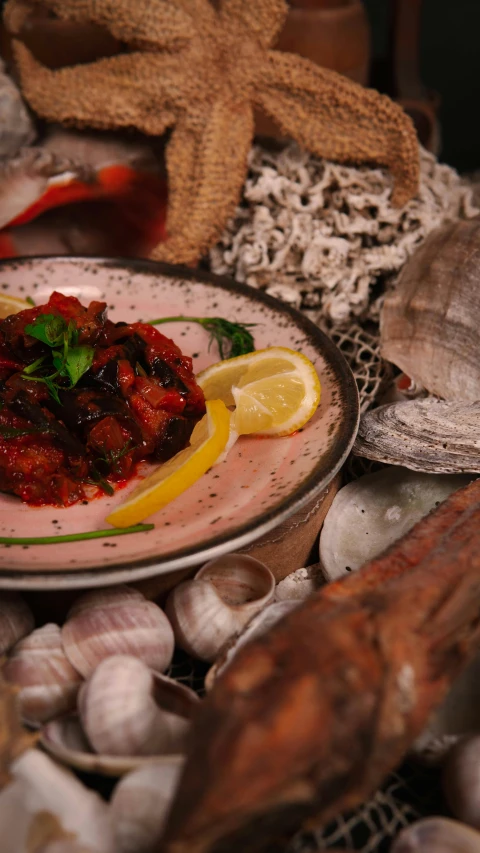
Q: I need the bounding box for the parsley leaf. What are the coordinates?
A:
[148,316,256,359]
[21,314,94,404]
[25,314,66,347]
[64,345,94,386]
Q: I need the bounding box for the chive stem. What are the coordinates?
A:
[0,523,154,545]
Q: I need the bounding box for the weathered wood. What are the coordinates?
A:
[161,478,480,853]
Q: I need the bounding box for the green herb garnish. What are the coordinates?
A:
[22,314,94,403]
[25,296,36,307]
[0,424,53,439]
[0,523,154,545]
[149,316,256,360]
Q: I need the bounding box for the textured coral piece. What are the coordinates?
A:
[0,674,36,788]
[210,144,478,327]
[4,0,420,265]
[162,478,480,852]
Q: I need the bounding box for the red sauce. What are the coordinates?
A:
[0,292,205,507]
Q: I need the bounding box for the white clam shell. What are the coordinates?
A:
[61,586,174,677]
[3,623,83,725]
[77,655,198,760]
[165,554,275,662]
[0,748,114,853]
[0,592,34,655]
[353,399,480,473]
[275,565,324,601]
[205,600,301,690]
[319,466,471,581]
[391,817,480,853]
[111,760,184,853]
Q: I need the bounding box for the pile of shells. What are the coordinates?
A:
[0,552,317,853]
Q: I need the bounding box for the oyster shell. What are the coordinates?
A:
[353,399,480,473]
[381,216,480,402]
[319,466,471,581]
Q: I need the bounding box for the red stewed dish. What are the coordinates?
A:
[0,292,205,506]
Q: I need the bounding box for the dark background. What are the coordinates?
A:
[365,0,480,173]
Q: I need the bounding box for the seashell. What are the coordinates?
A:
[390,817,480,853]
[110,760,184,853]
[0,60,35,160]
[319,466,471,581]
[0,748,114,853]
[41,714,186,778]
[205,600,301,690]
[165,554,275,662]
[78,655,199,758]
[443,736,480,829]
[0,592,34,655]
[275,565,324,601]
[381,216,480,403]
[412,652,480,765]
[61,586,174,677]
[3,623,83,725]
[353,399,480,473]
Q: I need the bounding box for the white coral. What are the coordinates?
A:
[210,144,478,326]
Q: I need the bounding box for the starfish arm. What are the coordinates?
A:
[151,99,254,265]
[4,0,194,49]
[219,0,287,48]
[12,43,180,136]
[255,52,420,207]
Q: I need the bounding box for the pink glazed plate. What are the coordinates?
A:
[0,256,358,589]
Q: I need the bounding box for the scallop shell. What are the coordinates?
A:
[381,216,480,402]
[319,466,471,581]
[353,399,480,473]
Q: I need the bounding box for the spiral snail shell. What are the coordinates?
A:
[3,623,82,725]
[78,655,198,757]
[61,586,174,677]
[166,554,275,662]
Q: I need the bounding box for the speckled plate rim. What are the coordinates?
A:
[0,256,359,589]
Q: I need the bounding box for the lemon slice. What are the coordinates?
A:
[106,399,231,528]
[0,294,30,319]
[197,347,321,437]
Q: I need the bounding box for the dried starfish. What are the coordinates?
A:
[5,0,420,266]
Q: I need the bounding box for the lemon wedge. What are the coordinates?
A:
[197,347,321,437]
[0,294,31,319]
[106,399,231,528]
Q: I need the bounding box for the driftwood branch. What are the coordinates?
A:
[161,478,480,852]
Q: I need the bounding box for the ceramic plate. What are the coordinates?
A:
[0,256,358,589]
